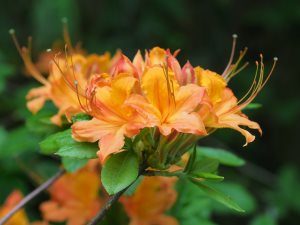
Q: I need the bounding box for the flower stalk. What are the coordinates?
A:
[0,168,65,225]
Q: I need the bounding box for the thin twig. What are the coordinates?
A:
[87,185,130,225]
[88,164,147,225]
[0,168,66,225]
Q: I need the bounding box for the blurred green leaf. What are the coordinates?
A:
[244,103,262,110]
[209,182,257,214]
[250,213,277,225]
[268,166,300,216]
[0,127,39,157]
[190,179,245,212]
[170,178,216,225]
[101,151,139,195]
[196,147,245,167]
[190,172,224,182]
[62,157,88,172]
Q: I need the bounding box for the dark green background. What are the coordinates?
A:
[0,0,299,225]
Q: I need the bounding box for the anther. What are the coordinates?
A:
[9,29,15,35]
[74,80,78,86]
[61,17,68,24]
[232,34,238,39]
[273,57,278,61]
[46,49,52,52]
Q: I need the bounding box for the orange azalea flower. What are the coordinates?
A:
[0,191,29,225]
[11,30,120,125]
[72,47,207,162]
[71,72,151,162]
[39,161,102,225]
[196,44,277,145]
[126,66,206,137]
[120,176,178,225]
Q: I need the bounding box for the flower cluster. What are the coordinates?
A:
[13,31,276,170]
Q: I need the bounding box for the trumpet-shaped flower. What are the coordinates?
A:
[120,176,178,225]
[11,31,120,125]
[39,161,102,225]
[126,66,207,136]
[71,72,150,162]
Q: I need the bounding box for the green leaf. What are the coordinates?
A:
[62,157,88,172]
[71,113,92,123]
[184,145,197,173]
[39,129,73,154]
[190,179,245,212]
[190,172,224,182]
[250,213,277,225]
[209,182,257,214]
[101,151,139,195]
[56,143,98,159]
[170,178,216,225]
[196,147,245,167]
[244,103,262,110]
[40,129,98,159]
[192,159,219,173]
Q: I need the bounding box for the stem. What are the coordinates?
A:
[88,164,147,225]
[87,185,130,225]
[0,168,65,225]
[143,170,183,177]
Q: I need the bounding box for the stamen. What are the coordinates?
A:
[222,34,238,77]
[9,29,48,85]
[62,17,74,53]
[231,55,277,113]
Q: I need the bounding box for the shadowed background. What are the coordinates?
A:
[0,0,299,225]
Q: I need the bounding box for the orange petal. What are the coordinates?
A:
[97,126,126,162]
[141,66,179,120]
[215,113,262,146]
[164,112,206,136]
[72,118,119,143]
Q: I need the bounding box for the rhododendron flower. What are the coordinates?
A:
[71,73,151,162]
[0,191,29,225]
[120,176,178,225]
[39,161,102,225]
[11,31,120,125]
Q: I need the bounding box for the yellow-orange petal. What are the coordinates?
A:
[148,47,167,66]
[195,66,227,104]
[26,86,50,114]
[214,113,262,145]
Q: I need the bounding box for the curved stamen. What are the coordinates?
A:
[222,34,238,78]
[9,29,48,85]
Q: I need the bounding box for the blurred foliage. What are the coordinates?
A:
[0,0,299,224]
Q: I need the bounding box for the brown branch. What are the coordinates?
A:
[0,168,66,225]
[87,164,147,225]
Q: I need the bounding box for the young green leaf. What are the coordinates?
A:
[184,145,197,173]
[40,129,98,159]
[190,179,245,212]
[71,113,92,123]
[62,157,88,172]
[196,147,245,167]
[190,172,224,182]
[39,129,74,154]
[101,151,139,195]
[55,143,98,159]
[192,159,219,174]
[244,103,262,110]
